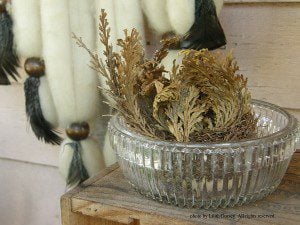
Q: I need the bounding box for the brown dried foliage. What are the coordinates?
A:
[73,10,257,143]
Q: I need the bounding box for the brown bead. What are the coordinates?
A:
[0,1,7,13]
[24,58,45,78]
[66,122,90,141]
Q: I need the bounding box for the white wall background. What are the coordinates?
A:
[0,83,64,225]
[0,159,65,225]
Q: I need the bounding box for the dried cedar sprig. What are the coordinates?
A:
[114,29,157,138]
[72,9,120,99]
[74,10,157,138]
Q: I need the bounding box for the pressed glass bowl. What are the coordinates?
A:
[108,100,299,208]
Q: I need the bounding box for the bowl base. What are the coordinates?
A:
[132,183,279,209]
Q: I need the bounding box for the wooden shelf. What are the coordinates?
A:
[61,152,299,225]
[225,0,300,3]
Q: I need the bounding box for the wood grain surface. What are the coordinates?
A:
[219,3,300,110]
[61,152,300,225]
[225,0,300,3]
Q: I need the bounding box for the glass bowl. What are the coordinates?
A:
[108,100,299,208]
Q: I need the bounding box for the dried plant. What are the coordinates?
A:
[73,10,156,138]
[73,10,257,143]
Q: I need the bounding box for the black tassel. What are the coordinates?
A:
[24,76,62,145]
[0,3,19,85]
[65,142,89,188]
[180,0,226,50]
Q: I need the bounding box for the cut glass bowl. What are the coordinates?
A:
[108,100,299,208]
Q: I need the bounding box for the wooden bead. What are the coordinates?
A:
[66,122,90,141]
[24,58,45,78]
[0,1,6,13]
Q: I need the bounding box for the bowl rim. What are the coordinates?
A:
[109,99,299,149]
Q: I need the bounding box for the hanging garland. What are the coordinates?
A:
[24,57,62,145]
[0,0,19,85]
[6,0,227,189]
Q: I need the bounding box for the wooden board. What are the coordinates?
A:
[220,2,300,138]
[225,0,300,3]
[61,152,300,225]
[220,3,300,109]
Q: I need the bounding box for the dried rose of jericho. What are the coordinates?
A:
[73,9,257,143]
